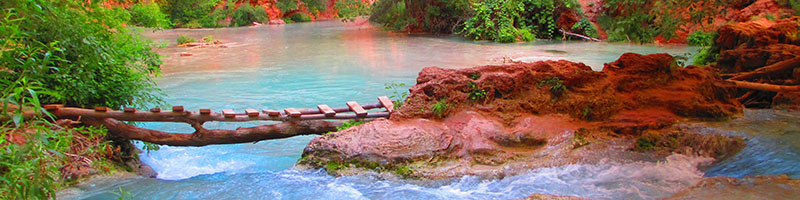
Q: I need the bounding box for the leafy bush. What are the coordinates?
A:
[467,82,487,101]
[692,46,719,66]
[231,3,268,27]
[687,30,716,46]
[289,13,313,23]
[176,34,196,44]
[371,0,471,33]
[336,0,372,22]
[460,0,583,42]
[128,2,172,29]
[0,0,164,109]
[370,0,416,31]
[277,0,298,13]
[571,18,598,38]
[384,82,408,109]
[167,0,222,27]
[539,77,566,99]
[431,99,449,118]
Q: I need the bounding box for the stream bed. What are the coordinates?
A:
[65,20,799,200]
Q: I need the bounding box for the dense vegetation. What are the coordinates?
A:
[371,0,595,43]
[1,0,163,198]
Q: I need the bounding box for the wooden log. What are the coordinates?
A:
[172,106,184,112]
[222,109,236,118]
[317,104,336,117]
[284,108,302,117]
[150,108,161,113]
[123,107,136,113]
[94,107,108,112]
[43,104,63,111]
[246,109,259,117]
[377,96,394,113]
[84,118,342,147]
[199,109,212,115]
[730,80,800,92]
[263,109,281,116]
[729,56,800,81]
[559,28,601,42]
[346,101,367,117]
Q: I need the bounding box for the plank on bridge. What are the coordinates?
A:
[263,109,281,116]
[245,109,259,117]
[346,101,367,117]
[317,104,336,117]
[284,108,302,117]
[377,96,394,113]
[222,109,235,118]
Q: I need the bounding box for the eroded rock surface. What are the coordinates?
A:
[300,53,745,179]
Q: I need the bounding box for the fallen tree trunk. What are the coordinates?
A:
[728,56,800,81]
[729,80,800,92]
[82,118,343,146]
[560,29,601,42]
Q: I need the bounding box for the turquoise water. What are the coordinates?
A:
[67,20,799,199]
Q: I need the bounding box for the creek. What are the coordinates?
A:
[70,20,799,200]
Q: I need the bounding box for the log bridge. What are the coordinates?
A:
[39,96,396,146]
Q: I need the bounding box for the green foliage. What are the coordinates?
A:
[289,13,312,23]
[384,82,408,110]
[777,0,800,15]
[0,0,164,109]
[571,18,598,38]
[129,2,172,29]
[302,0,327,13]
[686,30,716,46]
[431,99,449,118]
[142,141,160,153]
[692,46,719,66]
[202,35,214,44]
[597,0,657,44]
[371,0,471,33]
[166,0,221,27]
[335,0,372,22]
[467,82,487,101]
[277,0,298,13]
[336,120,366,131]
[1,77,59,127]
[176,34,195,44]
[460,0,581,42]
[635,136,657,151]
[395,165,412,177]
[539,77,566,99]
[111,186,134,200]
[370,0,415,31]
[1,122,114,199]
[469,73,481,80]
[230,3,268,27]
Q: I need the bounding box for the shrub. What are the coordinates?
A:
[230,3,268,27]
[370,0,415,31]
[431,99,449,118]
[335,0,372,22]
[571,18,598,38]
[460,0,582,42]
[176,34,196,44]
[0,0,164,109]
[539,77,566,99]
[384,82,408,109]
[687,30,716,47]
[128,2,172,29]
[167,0,221,27]
[289,13,313,23]
[276,0,298,13]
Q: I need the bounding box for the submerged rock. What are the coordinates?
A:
[300,53,745,179]
[667,175,800,199]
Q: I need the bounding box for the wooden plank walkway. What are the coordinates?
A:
[42,96,396,123]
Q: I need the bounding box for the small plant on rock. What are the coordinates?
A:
[467,82,487,101]
[539,77,566,99]
[431,99,449,118]
[176,34,195,45]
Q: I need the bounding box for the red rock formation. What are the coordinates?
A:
[300,53,744,178]
[712,17,800,108]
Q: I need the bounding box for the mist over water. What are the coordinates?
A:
[68,20,800,199]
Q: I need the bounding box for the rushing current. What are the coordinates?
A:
[66,20,800,199]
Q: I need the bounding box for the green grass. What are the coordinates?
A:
[176,34,196,44]
[431,99,449,118]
